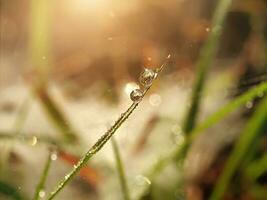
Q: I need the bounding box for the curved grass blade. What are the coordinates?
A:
[209,96,267,200]
[111,138,131,200]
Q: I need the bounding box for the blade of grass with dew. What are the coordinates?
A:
[47,56,170,200]
[0,181,28,200]
[111,138,131,200]
[209,96,267,200]
[33,150,53,200]
[183,0,232,134]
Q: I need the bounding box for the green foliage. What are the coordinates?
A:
[111,138,131,200]
[210,96,267,200]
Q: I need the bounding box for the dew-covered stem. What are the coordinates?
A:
[111,138,131,200]
[47,56,170,200]
[33,150,53,200]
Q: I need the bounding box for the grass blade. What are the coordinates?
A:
[210,96,267,200]
[191,82,267,139]
[47,57,169,200]
[183,0,232,134]
[111,138,131,200]
[33,150,53,200]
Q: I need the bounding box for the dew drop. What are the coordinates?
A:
[139,68,156,87]
[30,136,38,146]
[257,91,264,98]
[65,174,70,180]
[50,152,58,161]
[171,124,184,145]
[205,27,210,32]
[246,101,253,109]
[135,175,151,186]
[39,190,46,198]
[130,89,143,102]
[167,54,171,59]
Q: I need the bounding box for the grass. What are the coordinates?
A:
[33,150,53,200]
[111,138,131,200]
[46,57,169,200]
[182,0,233,135]
[210,96,267,200]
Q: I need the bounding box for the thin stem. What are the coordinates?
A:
[111,138,131,200]
[210,96,267,200]
[47,56,169,200]
[33,150,53,200]
[183,0,232,134]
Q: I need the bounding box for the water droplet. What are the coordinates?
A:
[139,68,156,87]
[65,174,70,180]
[135,175,151,186]
[205,27,210,32]
[257,91,264,98]
[50,152,57,161]
[167,54,171,59]
[171,124,184,145]
[246,101,253,109]
[107,37,113,41]
[124,82,139,96]
[42,56,46,60]
[29,136,38,146]
[39,190,46,198]
[149,93,162,107]
[130,89,143,102]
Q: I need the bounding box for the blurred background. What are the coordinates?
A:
[0,0,267,200]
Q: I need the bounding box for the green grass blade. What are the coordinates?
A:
[111,138,131,200]
[183,0,232,134]
[209,96,267,200]
[143,82,267,184]
[190,82,267,140]
[33,150,53,200]
[46,56,169,200]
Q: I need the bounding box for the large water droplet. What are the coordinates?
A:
[139,68,156,87]
[130,89,143,102]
